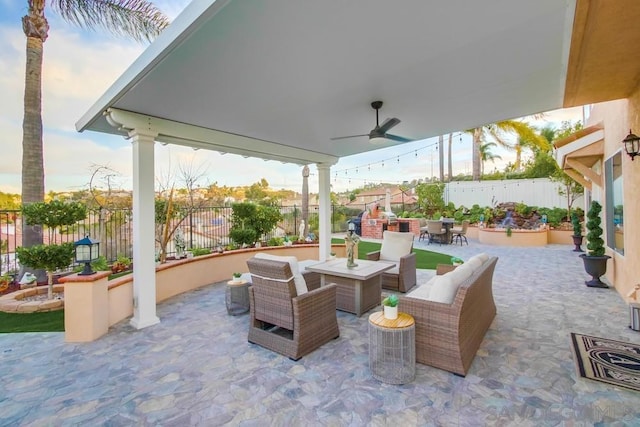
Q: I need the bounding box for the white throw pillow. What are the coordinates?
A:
[448,264,473,284]
[253,253,307,295]
[379,231,414,262]
[468,253,489,266]
[427,274,459,304]
[464,258,482,272]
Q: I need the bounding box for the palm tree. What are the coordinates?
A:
[469,120,547,180]
[447,133,453,182]
[21,0,169,248]
[479,142,502,176]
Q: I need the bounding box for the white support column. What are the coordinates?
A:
[317,163,333,261]
[129,129,160,329]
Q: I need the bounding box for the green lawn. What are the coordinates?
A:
[0,310,65,333]
[331,238,453,269]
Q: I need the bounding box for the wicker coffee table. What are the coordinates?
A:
[305,258,395,316]
[225,280,250,315]
[368,311,416,384]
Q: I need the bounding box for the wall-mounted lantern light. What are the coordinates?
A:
[622,129,640,161]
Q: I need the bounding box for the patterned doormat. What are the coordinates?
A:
[570,333,640,392]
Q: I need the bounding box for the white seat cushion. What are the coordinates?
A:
[408,275,438,301]
[384,265,400,275]
[379,231,414,262]
[253,253,307,295]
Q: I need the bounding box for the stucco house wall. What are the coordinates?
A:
[587,87,640,300]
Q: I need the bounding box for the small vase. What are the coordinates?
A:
[383,305,398,320]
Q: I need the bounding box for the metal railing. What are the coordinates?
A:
[0,204,365,274]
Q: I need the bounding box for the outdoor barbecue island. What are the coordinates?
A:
[359,210,421,239]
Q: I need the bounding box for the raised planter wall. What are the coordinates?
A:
[478,228,548,246]
[74,244,346,337]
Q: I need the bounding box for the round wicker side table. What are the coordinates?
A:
[368,311,416,384]
[225,280,250,315]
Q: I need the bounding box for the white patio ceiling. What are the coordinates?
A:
[77,0,577,165]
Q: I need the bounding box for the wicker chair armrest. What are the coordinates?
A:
[397,252,417,293]
[293,284,338,328]
[302,270,321,291]
[436,264,457,275]
[366,251,381,261]
[398,252,417,268]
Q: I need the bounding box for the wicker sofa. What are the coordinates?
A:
[397,255,498,376]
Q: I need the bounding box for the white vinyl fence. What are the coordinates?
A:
[444,178,584,209]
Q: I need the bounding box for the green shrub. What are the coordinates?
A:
[229,228,258,246]
[191,248,211,257]
[571,212,582,236]
[585,201,605,256]
[267,237,284,246]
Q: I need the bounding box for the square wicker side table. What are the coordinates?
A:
[226,280,250,315]
[368,311,416,384]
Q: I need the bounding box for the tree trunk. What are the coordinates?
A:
[301,166,309,236]
[438,135,444,182]
[447,133,453,182]
[47,270,54,300]
[472,128,482,180]
[21,1,49,248]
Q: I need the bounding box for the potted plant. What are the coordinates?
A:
[232,272,243,283]
[451,257,464,266]
[579,201,611,288]
[382,294,399,320]
[571,212,584,252]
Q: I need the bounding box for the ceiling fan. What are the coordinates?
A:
[331,101,413,145]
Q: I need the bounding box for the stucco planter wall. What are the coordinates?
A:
[478,228,548,246]
[77,244,346,335]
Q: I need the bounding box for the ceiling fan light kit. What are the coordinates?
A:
[369,136,387,145]
[331,100,413,145]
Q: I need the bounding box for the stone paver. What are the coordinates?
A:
[1,238,639,425]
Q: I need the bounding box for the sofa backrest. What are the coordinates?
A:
[450,256,498,315]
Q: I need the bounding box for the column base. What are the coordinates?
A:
[130,315,160,330]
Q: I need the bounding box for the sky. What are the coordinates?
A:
[0,1,584,196]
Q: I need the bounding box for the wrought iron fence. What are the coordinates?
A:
[0,204,364,274]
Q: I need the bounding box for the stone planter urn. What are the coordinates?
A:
[572,235,584,252]
[579,254,611,288]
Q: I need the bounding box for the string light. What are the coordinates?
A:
[333,132,467,176]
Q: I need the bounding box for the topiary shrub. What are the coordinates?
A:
[571,212,582,237]
[585,201,605,256]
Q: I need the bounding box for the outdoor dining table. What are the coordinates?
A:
[442,218,455,244]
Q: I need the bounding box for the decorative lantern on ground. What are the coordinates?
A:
[74,235,100,275]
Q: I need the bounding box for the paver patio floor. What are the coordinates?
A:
[1,240,639,425]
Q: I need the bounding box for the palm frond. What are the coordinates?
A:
[51,0,170,43]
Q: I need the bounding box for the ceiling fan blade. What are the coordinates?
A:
[385,133,413,143]
[330,133,368,141]
[378,117,401,133]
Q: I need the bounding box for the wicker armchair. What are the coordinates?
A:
[397,257,498,376]
[366,230,416,293]
[246,256,339,360]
